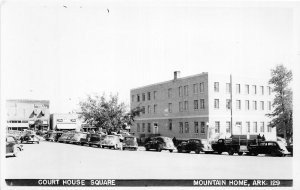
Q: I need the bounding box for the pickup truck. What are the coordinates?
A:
[212,135,256,155]
[248,141,290,157]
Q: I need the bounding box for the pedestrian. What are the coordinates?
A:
[262,135,266,141]
[172,137,177,146]
[257,134,262,143]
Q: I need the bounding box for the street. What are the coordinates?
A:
[5,141,293,179]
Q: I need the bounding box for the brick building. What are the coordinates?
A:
[6,99,50,131]
[130,72,276,141]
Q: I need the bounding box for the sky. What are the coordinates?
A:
[1,0,299,113]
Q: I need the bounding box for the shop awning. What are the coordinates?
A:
[7,123,29,128]
[56,124,78,130]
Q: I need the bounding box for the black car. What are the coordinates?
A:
[177,139,213,154]
[248,141,290,156]
[88,133,106,147]
[144,136,176,152]
[45,131,63,142]
[20,131,40,144]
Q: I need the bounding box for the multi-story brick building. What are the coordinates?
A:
[130,72,276,141]
[6,99,50,131]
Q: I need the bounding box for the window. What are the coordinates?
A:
[153,91,157,99]
[253,122,258,133]
[142,106,145,114]
[194,100,199,110]
[137,123,140,132]
[169,119,172,130]
[236,84,241,94]
[267,86,271,95]
[148,123,151,132]
[214,82,219,92]
[168,88,172,98]
[199,82,204,93]
[260,122,264,132]
[226,99,231,110]
[179,102,183,112]
[236,122,242,134]
[214,99,219,109]
[153,104,157,113]
[147,92,151,100]
[200,99,205,109]
[260,101,264,110]
[245,100,250,110]
[246,122,250,133]
[147,105,151,114]
[142,123,145,132]
[236,100,241,110]
[200,122,205,133]
[185,122,189,133]
[184,85,189,96]
[137,94,140,102]
[226,83,231,93]
[131,95,134,102]
[267,125,272,132]
[215,121,220,133]
[168,103,172,113]
[142,93,145,101]
[194,122,199,133]
[245,85,249,94]
[226,121,231,133]
[179,86,183,97]
[253,101,257,110]
[179,122,183,133]
[252,85,257,94]
[184,101,189,111]
[260,86,264,95]
[268,101,272,110]
[193,84,198,94]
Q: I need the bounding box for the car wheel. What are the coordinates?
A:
[238,152,243,156]
[218,151,222,154]
[37,141,40,144]
[195,149,200,154]
[157,146,162,152]
[169,150,173,153]
[145,147,150,151]
[228,149,234,155]
[271,151,278,157]
[89,144,92,147]
[178,148,182,153]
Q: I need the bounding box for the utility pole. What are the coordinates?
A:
[230,74,233,136]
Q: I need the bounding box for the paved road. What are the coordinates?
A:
[5,141,293,179]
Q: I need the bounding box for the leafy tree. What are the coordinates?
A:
[78,93,127,133]
[267,64,293,143]
[122,106,144,127]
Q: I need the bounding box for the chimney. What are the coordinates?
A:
[174,71,181,80]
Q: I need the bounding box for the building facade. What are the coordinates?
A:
[6,99,50,131]
[130,72,276,141]
[50,113,81,131]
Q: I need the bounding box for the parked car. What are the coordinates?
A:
[65,133,76,144]
[177,139,213,154]
[45,131,64,142]
[69,132,88,145]
[20,132,40,144]
[115,134,124,142]
[122,136,138,151]
[6,135,23,157]
[248,141,290,157]
[57,132,72,143]
[88,133,106,147]
[101,135,123,149]
[145,136,176,152]
[286,144,293,156]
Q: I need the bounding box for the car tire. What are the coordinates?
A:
[169,150,173,153]
[195,149,200,154]
[228,149,234,155]
[238,152,243,156]
[157,146,162,152]
[218,151,222,154]
[145,147,150,151]
[178,148,182,153]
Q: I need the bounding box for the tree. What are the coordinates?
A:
[267,64,293,143]
[122,106,144,127]
[78,93,127,133]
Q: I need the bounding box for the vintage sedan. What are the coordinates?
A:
[177,139,213,154]
[57,132,72,143]
[122,136,138,151]
[20,131,40,144]
[6,135,23,157]
[45,131,63,142]
[101,135,123,149]
[145,136,176,152]
[248,141,291,157]
[88,133,106,147]
[69,132,88,145]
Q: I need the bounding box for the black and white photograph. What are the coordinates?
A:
[0,0,299,189]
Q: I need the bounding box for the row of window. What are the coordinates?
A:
[215,121,272,134]
[215,99,272,111]
[136,121,272,134]
[7,120,29,123]
[132,83,271,102]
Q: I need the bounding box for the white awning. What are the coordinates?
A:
[7,123,29,128]
[56,124,78,130]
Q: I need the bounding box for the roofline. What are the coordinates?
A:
[130,72,208,91]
